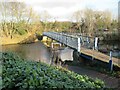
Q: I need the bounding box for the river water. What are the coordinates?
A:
[1,41,51,64]
[1,41,120,65]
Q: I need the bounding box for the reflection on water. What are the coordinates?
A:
[99,41,120,58]
[1,40,120,65]
[1,41,51,64]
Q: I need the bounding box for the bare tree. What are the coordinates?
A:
[72,10,83,33]
[40,10,51,31]
[84,8,95,36]
[0,2,28,38]
[102,10,112,29]
[0,1,42,38]
[0,2,9,37]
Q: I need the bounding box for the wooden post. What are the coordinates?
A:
[78,38,81,52]
[109,51,113,72]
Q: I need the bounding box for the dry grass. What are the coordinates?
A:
[1,33,32,45]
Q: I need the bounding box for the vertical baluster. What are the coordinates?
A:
[94,37,98,51]
[109,51,113,72]
[78,38,81,52]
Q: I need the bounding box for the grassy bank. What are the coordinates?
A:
[1,33,38,45]
[66,59,120,78]
[2,52,105,89]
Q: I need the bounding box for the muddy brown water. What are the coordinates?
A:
[1,40,120,62]
[1,41,52,64]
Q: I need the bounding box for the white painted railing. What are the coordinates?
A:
[43,32,81,52]
[43,32,98,51]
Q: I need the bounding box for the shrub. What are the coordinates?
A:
[2,52,105,89]
[18,29,27,35]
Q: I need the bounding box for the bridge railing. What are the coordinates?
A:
[43,32,120,69]
[43,32,81,51]
[43,32,98,51]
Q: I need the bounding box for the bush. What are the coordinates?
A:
[18,29,27,35]
[2,52,105,89]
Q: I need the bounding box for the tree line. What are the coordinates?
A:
[0,2,118,39]
[0,2,41,39]
[71,9,118,36]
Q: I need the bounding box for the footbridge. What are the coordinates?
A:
[43,32,120,68]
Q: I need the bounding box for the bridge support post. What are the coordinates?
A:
[109,51,113,72]
[51,42,54,48]
[86,37,90,48]
[78,38,81,52]
[59,43,62,47]
[94,37,98,51]
[80,36,83,45]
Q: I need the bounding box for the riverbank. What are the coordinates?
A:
[63,61,120,88]
[2,52,105,89]
[1,33,38,45]
[67,65,119,88]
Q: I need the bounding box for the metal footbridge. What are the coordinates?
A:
[43,32,119,68]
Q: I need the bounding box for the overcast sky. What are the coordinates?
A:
[4,0,120,21]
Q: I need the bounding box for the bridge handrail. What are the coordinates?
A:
[43,31,99,52]
[43,32,81,51]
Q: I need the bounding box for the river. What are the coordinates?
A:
[1,41,51,64]
[1,40,120,65]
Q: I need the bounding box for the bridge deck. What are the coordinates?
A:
[80,47,119,67]
[43,32,120,68]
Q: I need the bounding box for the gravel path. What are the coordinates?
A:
[65,65,119,88]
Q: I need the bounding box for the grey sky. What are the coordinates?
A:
[2,0,119,21]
